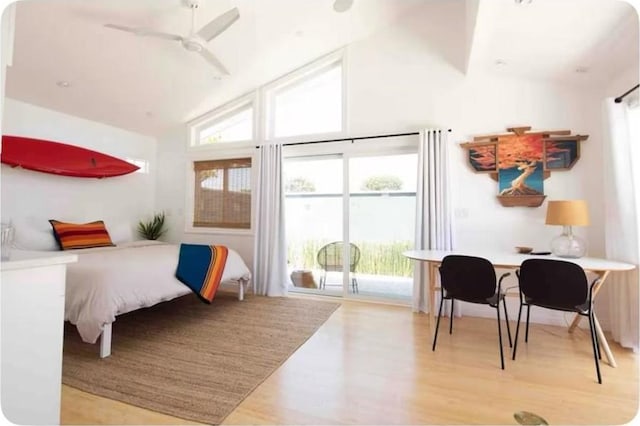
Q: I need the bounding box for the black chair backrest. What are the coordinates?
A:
[519,259,588,310]
[317,242,361,272]
[439,255,497,300]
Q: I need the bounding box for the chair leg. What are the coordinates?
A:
[525,305,531,343]
[512,303,524,361]
[352,277,359,294]
[496,302,505,370]
[593,320,602,360]
[503,297,512,347]
[432,295,446,351]
[449,299,454,334]
[588,312,603,384]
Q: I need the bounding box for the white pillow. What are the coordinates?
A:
[104,220,134,244]
[12,217,59,251]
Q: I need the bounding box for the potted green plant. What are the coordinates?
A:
[137,212,167,240]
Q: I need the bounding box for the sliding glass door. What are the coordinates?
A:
[348,154,417,300]
[284,155,344,296]
[284,144,417,301]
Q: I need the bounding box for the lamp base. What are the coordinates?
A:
[550,232,587,258]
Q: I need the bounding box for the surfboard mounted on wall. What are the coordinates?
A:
[1,135,140,178]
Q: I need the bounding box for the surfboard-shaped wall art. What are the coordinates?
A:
[1,135,140,178]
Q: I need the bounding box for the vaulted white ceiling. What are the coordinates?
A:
[4,0,638,138]
[466,0,638,84]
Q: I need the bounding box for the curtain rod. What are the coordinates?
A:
[256,129,452,148]
[614,84,639,103]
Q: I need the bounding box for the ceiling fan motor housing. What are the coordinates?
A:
[183,38,203,52]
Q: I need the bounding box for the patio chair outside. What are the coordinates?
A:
[317,241,360,293]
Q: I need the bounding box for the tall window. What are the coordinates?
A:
[193,158,252,229]
[191,102,253,147]
[267,58,343,139]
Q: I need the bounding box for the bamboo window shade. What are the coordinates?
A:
[193,158,252,229]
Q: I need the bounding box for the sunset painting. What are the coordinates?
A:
[545,140,579,169]
[461,126,588,207]
[469,145,497,172]
[497,135,544,196]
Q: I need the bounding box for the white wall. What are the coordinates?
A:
[155,0,619,326]
[345,0,609,325]
[1,98,157,245]
[603,64,640,99]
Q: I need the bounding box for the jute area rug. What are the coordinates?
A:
[62,293,340,425]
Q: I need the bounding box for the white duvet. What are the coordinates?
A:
[64,241,251,343]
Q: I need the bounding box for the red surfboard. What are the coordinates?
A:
[1,135,140,178]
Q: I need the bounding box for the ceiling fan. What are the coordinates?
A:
[104,0,239,76]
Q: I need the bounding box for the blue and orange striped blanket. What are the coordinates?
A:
[175,243,229,303]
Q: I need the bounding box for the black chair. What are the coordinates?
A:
[432,255,512,369]
[512,259,602,384]
[316,241,361,293]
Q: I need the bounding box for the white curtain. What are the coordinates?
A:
[413,129,454,312]
[253,143,288,296]
[602,98,639,351]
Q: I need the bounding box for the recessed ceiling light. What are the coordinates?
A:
[333,0,354,13]
[56,80,70,88]
[575,66,589,73]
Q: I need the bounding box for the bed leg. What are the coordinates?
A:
[99,323,112,358]
[238,280,245,301]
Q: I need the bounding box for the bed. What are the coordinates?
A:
[64,240,251,358]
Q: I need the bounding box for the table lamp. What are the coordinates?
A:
[545,200,590,258]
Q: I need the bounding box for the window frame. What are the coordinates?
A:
[182,49,347,234]
[125,157,150,174]
[264,49,347,143]
[187,93,258,150]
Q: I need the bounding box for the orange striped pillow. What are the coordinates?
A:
[49,220,115,250]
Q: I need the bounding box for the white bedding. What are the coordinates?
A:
[65,241,251,343]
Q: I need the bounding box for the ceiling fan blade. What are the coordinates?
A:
[104,23,142,34]
[196,7,240,42]
[138,30,183,41]
[104,24,182,41]
[198,48,229,75]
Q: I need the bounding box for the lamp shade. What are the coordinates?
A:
[545,200,590,226]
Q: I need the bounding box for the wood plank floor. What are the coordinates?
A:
[61,298,639,425]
